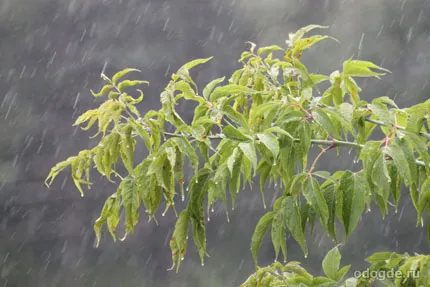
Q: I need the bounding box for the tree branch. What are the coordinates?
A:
[162,131,429,167]
[365,117,430,140]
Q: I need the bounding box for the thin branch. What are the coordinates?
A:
[365,117,430,140]
[162,131,429,167]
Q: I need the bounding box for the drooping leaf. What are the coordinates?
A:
[251,211,275,267]
[282,196,307,256]
[257,132,280,160]
[303,176,329,227]
[336,171,366,238]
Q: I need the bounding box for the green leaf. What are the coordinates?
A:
[336,171,366,238]
[257,132,280,160]
[191,219,208,266]
[257,45,283,55]
[223,125,252,142]
[210,84,257,102]
[239,142,258,175]
[303,176,329,226]
[128,118,152,152]
[173,136,199,172]
[227,148,241,176]
[369,102,395,126]
[180,57,213,71]
[322,246,341,281]
[117,80,149,92]
[288,25,329,45]
[322,182,338,242]
[418,178,430,226]
[271,208,287,263]
[371,153,390,215]
[313,109,340,138]
[282,196,307,256]
[169,210,190,272]
[386,137,418,188]
[45,156,76,187]
[94,192,121,247]
[343,59,390,78]
[112,68,141,84]
[222,105,249,129]
[121,177,140,235]
[203,77,225,100]
[404,131,430,175]
[73,109,98,126]
[91,84,114,98]
[251,211,275,267]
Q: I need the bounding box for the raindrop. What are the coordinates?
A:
[201,263,204,266]
[304,255,308,259]
[211,207,214,213]
[207,217,210,222]
[196,179,198,183]
[215,182,218,185]
[181,257,184,261]
[181,196,185,202]
[186,187,189,192]
[162,211,166,217]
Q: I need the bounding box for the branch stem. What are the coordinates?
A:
[365,117,430,140]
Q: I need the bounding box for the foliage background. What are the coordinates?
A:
[0,0,429,286]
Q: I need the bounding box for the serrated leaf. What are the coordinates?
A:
[251,211,275,267]
[121,177,140,234]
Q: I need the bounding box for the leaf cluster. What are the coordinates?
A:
[45,25,430,277]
